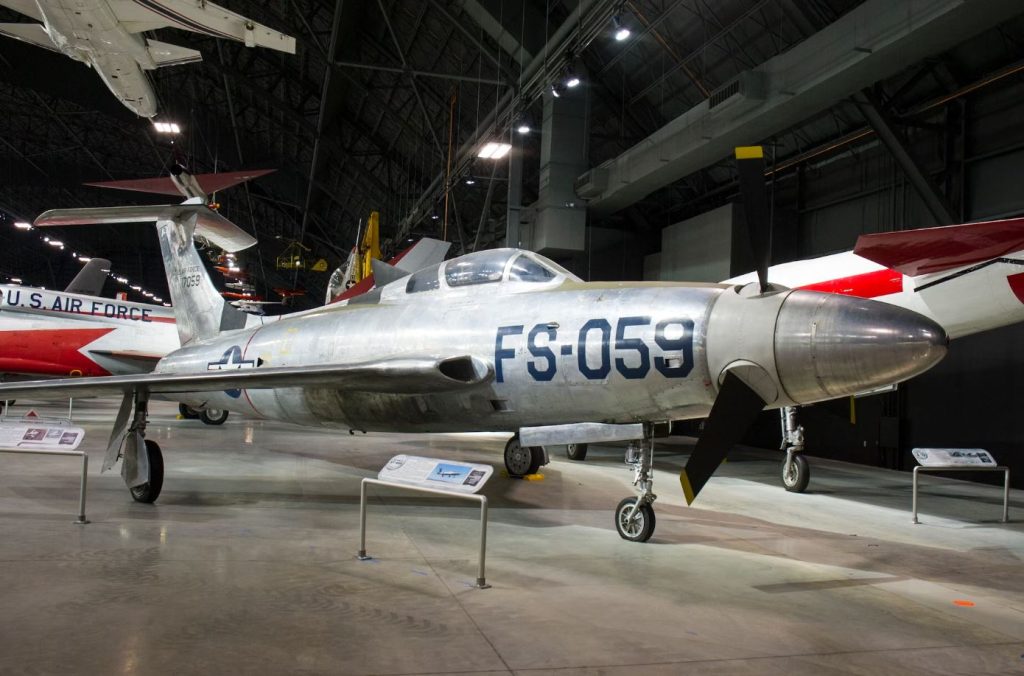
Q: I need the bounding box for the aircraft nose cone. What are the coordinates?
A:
[774,291,948,404]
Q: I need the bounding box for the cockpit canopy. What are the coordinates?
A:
[405,249,576,294]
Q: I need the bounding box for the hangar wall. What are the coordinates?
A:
[722,74,1024,481]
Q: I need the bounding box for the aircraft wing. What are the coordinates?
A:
[0,355,493,401]
[0,23,57,51]
[854,216,1024,276]
[84,169,275,196]
[105,0,296,53]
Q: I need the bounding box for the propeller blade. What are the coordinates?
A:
[679,371,767,504]
[735,146,771,293]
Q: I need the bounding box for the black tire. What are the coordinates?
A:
[782,454,810,493]
[615,498,656,542]
[200,409,229,425]
[504,436,543,476]
[565,443,588,461]
[130,439,164,504]
[178,403,199,419]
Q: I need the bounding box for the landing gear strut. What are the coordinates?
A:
[615,426,657,542]
[106,392,164,503]
[780,406,810,493]
[200,409,229,425]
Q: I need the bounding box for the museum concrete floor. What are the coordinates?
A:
[1,400,1022,675]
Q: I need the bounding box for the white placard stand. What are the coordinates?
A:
[357,455,493,589]
[911,448,1009,524]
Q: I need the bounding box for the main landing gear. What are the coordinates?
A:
[106,391,164,504]
[780,406,810,493]
[504,434,546,476]
[179,403,230,425]
[615,426,658,542]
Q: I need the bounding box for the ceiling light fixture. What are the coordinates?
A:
[153,121,181,134]
[13,221,31,230]
[613,14,631,41]
[478,141,511,159]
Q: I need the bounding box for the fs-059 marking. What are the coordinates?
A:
[495,316,695,383]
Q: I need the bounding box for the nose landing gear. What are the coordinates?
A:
[614,428,658,542]
[780,406,810,493]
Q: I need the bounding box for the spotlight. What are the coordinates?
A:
[13,221,31,230]
[130,285,141,291]
[465,177,476,185]
[78,256,91,262]
[550,82,564,98]
[517,123,531,134]
[10,278,21,284]
[613,14,630,41]
[153,121,181,134]
[477,141,511,159]
[565,74,581,88]
[47,239,63,248]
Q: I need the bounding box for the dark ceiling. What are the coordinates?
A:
[0,0,1021,308]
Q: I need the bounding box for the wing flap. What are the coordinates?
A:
[0,356,493,401]
[854,217,1024,277]
[146,38,202,67]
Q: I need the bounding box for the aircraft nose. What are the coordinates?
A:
[774,291,948,404]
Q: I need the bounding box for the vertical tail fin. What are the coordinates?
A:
[34,204,257,345]
[64,257,112,296]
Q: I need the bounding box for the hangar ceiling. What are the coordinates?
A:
[0,0,1022,308]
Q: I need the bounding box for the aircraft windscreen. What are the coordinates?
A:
[444,249,516,287]
[508,255,557,283]
[405,264,441,293]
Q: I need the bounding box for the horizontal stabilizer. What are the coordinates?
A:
[0,22,56,51]
[855,217,1024,277]
[146,38,202,67]
[0,355,493,401]
[85,169,275,197]
[35,205,256,253]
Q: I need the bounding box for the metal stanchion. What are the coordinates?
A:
[912,465,1010,524]
[357,477,490,589]
[0,448,90,524]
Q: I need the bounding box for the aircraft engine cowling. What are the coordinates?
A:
[705,283,947,408]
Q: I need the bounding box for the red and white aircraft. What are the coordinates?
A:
[0,282,178,378]
[726,216,1024,339]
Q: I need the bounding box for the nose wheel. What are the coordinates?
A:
[779,407,810,492]
[614,428,658,542]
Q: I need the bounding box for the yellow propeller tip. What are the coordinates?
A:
[735,146,764,160]
[679,470,696,505]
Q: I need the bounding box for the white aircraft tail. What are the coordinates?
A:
[35,205,257,345]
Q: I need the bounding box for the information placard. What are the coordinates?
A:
[378,455,493,494]
[0,421,85,451]
[912,448,995,467]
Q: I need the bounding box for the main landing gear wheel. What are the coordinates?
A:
[615,498,656,542]
[178,403,199,419]
[504,435,543,476]
[565,442,588,461]
[782,454,810,493]
[200,409,229,425]
[130,439,164,504]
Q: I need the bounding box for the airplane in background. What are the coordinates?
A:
[0,0,295,117]
[720,214,1024,492]
[0,148,949,542]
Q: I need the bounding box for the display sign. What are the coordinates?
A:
[378,455,493,494]
[912,448,996,467]
[0,420,85,451]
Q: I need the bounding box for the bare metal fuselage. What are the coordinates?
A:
[166,282,721,432]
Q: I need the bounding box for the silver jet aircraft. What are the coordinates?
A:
[0,148,949,542]
[0,0,295,117]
